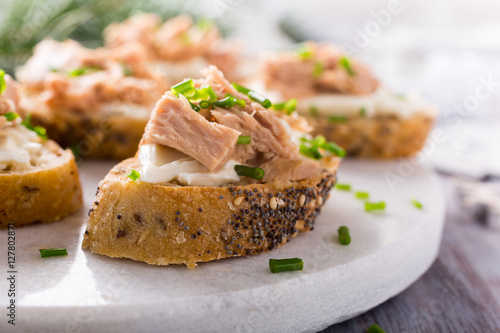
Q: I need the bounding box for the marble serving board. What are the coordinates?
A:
[0,159,445,333]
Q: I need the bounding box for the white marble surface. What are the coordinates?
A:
[0,159,445,333]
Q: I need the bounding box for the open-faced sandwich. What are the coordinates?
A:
[0,70,82,228]
[254,41,436,158]
[104,14,241,83]
[82,66,343,268]
[17,39,167,159]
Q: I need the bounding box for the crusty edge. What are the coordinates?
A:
[82,158,336,268]
[0,146,83,228]
[304,112,435,158]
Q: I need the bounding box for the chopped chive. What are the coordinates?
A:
[410,197,423,209]
[365,201,386,212]
[171,79,195,96]
[355,191,370,200]
[205,86,218,101]
[189,101,201,112]
[328,115,348,123]
[3,112,19,121]
[21,114,48,140]
[230,95,246,108]
[323,141,346,157]
[199,100,211,109]
[300,143,322,160]
[271,102,284,110]
[335,183,351,191]
[196,18,213,31]
[272,99,297,115]
[68,66,103,77]
[309,106,318,117]
[213,96,235,108]
[248,91,272,108]
[232,83,250,94]
[339,56,355,77]
[269,258,303,273]
[234,164,265,180]
[313,61,324,78]
[360,106,367,117]
[296,44,313,60]
[338,226,351,245]
[367,324,386,333]
[39,248,67,258]
[121,62,133,76]
[127,169,140,181]
[237,135,251,145]
[0,69,6,94]
[50,68,60,73]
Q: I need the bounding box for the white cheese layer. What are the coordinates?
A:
[0,120,43,171]
[151,57,209,82]
[137,144,240,186]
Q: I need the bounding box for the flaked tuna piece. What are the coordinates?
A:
[211,108,300,163]
[0,75,20,117]
[259,156,321,183]
[262,41,379,99]
[142,93,240,172]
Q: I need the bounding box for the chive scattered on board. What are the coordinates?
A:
[365,201,386,212]
[355,191,370,200]
[338,226,351,245]
[269,258,303,273]
[335,183,351,191]
[39,248,68,258]
[410,197,423,209]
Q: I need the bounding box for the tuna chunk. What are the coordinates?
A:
[211,108,300,163]
[0,75,20,117]
[142,93,240,172]
[262,41,379,99]
[259,156,321,182]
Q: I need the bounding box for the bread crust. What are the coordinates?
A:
[0,142,83,228]
[82,158,336,268]
[30,109,147,160]
[305,113,434,158]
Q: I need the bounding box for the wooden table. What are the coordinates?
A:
[322,177,500,333]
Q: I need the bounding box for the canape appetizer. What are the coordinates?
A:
[0,70,82,228]
[104,14,240,83]
[256,42,436,158]
[17,39,167,159]
[82,66,343,268]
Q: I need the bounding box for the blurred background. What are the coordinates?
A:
[0,0,499,216]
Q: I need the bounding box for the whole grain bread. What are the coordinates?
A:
[306,113,434,158]
[0,141,82,228]
[82,158,336,268]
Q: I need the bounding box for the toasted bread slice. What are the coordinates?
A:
[82,158,335,268]
[306,113,434,158]
[0,140,82,228]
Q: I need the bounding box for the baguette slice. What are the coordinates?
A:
[0,140,82,228]
[82,158,335,268]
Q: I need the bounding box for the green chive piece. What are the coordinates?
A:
[355,191,370,200]
[171,79,195,96]
[232,83,250,94]
[21,114,48,140]
[196,18,213,31]
[213,96,235,108]
[309,106,318,117]
[367,324,386,333]
[335,183,351,191]
[205,86,218,101]
[313,61,324,78]
[189,102,201,112]
[199,100,211,109]
[230,95,246,108]
[272,99,297,115]
[272,102,284,110]
[365,201,386,212]
[234,164,265,180]
[410,197,423,209]
[39,248,68,258]
[323,141,346,157]
[338,226,351,245]
[300,143,323,160]
[237,135,251,145]
[360,107,367,117]
[328,115,348,123]
[296,44,313,60]
[0,69,6,94]
[248,91,272,108]
[127,169,140,181]
[121,62,133,76]
[3,112,19,121]
[339,56,355,77]
[68,66,103,77]
[269,258,303,273]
